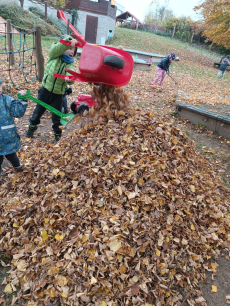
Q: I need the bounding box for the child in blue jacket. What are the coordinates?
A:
[153,52,176,86]
[0,79,28,173]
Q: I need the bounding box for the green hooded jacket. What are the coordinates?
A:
[42,37,75,95]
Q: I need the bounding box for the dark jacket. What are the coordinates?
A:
[219,58,230,72]
[157,55,171,73]
[0,94,27,155]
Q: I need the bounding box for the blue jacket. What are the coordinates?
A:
[0,94,28,155]
[157,55,171,73]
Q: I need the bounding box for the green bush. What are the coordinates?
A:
[0,4,61,36]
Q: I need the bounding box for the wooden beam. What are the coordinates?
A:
[35,26,44,82]
[6,19,14,65]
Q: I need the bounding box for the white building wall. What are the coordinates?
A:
[77,10,115,44]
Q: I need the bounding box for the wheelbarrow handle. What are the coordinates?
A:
[59,39,83,49]
[71,32,86,47]
[17,90,63,117]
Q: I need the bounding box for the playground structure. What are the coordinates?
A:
[176,92,230,140]
[0,18,44,87]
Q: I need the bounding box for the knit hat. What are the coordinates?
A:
[227,55,230,59]
[170,52,176,60]
[59,34,77,57]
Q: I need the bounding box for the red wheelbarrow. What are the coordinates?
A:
[53,32,134,87]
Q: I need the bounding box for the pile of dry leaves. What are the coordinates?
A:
[1,85,230,306]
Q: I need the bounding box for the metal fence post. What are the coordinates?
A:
[45,1,48,22]
[35,27,44,82]
[6,19,14,65]
[67,19,70,35]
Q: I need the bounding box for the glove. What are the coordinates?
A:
[65,87,72,95]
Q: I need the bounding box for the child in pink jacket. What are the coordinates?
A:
[153,52,176,86]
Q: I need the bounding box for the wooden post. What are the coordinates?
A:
[67,19,70,35]
[190,31,195,45]
[6,19,14,65]
[172,25,176,38]
[209,41,213,50]
[45,1,48,22]
[35,27,44,82]
[136,22,138,30]
[154,22,158,34]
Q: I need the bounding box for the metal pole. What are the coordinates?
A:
[45,1,48,22]
[67,19,70,35]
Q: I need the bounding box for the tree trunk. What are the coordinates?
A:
[172,25,176,38]
[190,31,195,45]
[154,22,158,34]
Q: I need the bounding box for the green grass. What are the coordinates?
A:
[109,27,220,61]
[108,27,230,82]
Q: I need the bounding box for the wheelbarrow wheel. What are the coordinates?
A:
[70,101,78,114]
[77,104,89,115]
[104,55,125,69]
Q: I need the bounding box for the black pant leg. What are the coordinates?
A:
[50,93,63,135]
[5,153,21,168]
[0,156,3,169]
[30,104,47,126]
[63,96,68,113]
[30,87,50,126]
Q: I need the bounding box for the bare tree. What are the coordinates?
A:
[144,0,173,24]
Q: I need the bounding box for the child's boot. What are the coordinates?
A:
[54,133,62,143]
[159,83,163,86]
[153,82,156,85]
[25,123,38,138]
[14,165,24,173]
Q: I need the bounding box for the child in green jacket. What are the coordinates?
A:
[25,34,78,142]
